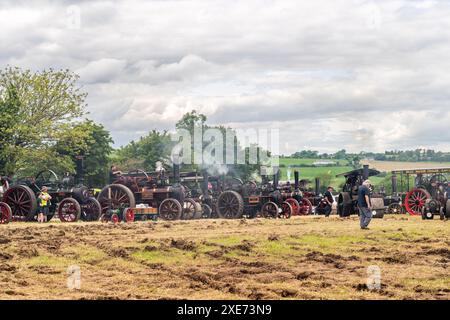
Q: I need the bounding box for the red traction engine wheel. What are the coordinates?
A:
[285,198,300,216]
[0,202,12,224]
[58,198,81,222]
[298,198,313,215]
[404,188,431,216]
[123,208,135,223]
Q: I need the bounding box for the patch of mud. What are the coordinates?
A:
[426,248,450,259]
[0,237,11,244]
[0,252,13,260]
[17,247,39,258]
[295,271,314,280]
[305,251,353,269]
[170,239,197,251]
[0,264,16,272]
[232,240,254,252]
[378,255,408,264]
[29,265,61,274]
[268,234,280,241]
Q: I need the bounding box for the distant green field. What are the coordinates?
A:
[278,157,449,193]
[278,158,353,190]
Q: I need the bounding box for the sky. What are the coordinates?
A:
[1,0,449,155]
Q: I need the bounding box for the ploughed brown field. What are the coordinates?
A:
[0,215,449,300]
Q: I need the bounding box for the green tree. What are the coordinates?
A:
[0,66,86,174]
[115,130,172,172]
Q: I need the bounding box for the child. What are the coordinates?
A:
[38,186,52,223]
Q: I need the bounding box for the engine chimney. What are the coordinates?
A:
[273,167,280,190]
[75,155,84,185]
[173,162,180,183]
[315,177,321,195]
[391,174,398,195]
[294,171,299,190]
[201,170,209,195]
[363,165,370,181]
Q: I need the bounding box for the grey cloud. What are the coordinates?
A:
[0,0,449,153]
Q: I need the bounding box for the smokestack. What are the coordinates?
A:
[294,171,299,190]
[363,165,370,181]
[273,167,280,190]
[392,174,398,194]
[201,170,209,195]
[75,155,84,185]
[173,162,180,183]
[315,177,321,195]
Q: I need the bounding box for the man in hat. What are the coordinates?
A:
[38,186,52,223]
[358,180,373,229]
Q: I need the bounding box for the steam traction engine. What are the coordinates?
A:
[97,163,200,221]
[280,171,316,216]
[215,168,294,219]
[1,168,101,222]
[391,168,450,219]
[336,165,386,218]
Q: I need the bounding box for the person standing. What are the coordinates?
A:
[38,186,52,223]
[323,186,334,217]
[358,180,372,230]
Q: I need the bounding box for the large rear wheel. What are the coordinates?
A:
[182,198,198,220]
[58,198,81,222]
[81,197,102,221]
[405,188,431,216]
[3,185,37,221]
[298,198,313,215]
[159,198,182,221]
[285,198,300,216]
[98,184,136,215]
[216,190,244,219]
[261,202,279,219]
[279,201,293,219]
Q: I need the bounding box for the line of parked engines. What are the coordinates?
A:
[1,163,449,224]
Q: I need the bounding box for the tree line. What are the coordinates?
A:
[289,149,450,163]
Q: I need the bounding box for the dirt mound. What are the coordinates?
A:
[170,239,197,251]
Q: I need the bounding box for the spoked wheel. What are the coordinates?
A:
[405,188,431,216]
[261,202,279,219]
[123,208,135,223]
[111,213,120,224]
[81,197,102,221]
[34,169,59,189]
[0,202,12,224]
[201,204,212,219]
[98,184,136,215]
[217,190,244,219]
[58,198,81,222]
[3,185,37,221]
[182,198,198,220]
[159,198,182,221]
[285,198,300,216]
[100,214,109,223]
[298,198,313,215]
[388,203,404,214]
[279,201,293,219]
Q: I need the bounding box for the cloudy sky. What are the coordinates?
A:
[1,0,449,154]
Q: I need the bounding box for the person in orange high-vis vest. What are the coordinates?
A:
[38,186,52,223]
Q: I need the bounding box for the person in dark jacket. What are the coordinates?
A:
[358,180,372,229]
[323,186,334,217]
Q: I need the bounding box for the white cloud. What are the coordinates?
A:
[1,0,449,153]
